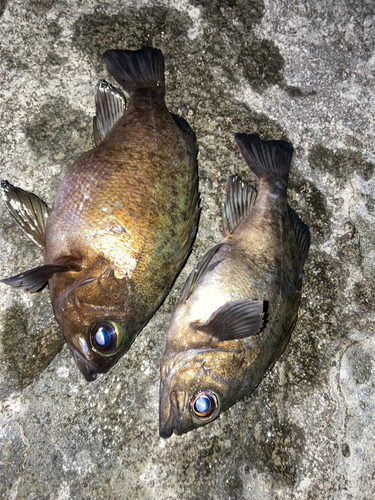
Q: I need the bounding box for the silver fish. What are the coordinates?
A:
[159,134,310,437]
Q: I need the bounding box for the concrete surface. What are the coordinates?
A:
[0,0,374,499]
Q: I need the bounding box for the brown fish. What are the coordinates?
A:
[159,134,310,438]
[1,47,199,381]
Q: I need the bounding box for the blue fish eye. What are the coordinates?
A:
[90,321,125,356]
[194,395,210,414]
[191,391,219,420]
[95,327,111,347]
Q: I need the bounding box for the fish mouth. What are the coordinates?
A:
[67,344,98,382]
[159,390,185,439]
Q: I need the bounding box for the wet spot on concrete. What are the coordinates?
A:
[309,144,375,183]
[363,194,375,213]
[334,221,363,266]
[222,466,244,498]
[304,250,343,323]
[71,1,307,99]
[0,423,27,498]
[284,86,317,98]
[72,8,194,71]
[189,0,311,94]
[45,51,68,67]
[190,0,265,31]
[23,97,92,177]
[0,305,64,398]
[291,249,349,387]
[47,20,62,38]
[28,0,56,16]
[344,134,365,150]
[236,405,306,486]
[289,174,331,244]
[353,280,375,313]
[239,39,285,89]
[341,443,351,457]
[286,325,322,388]
[346,344,372,385]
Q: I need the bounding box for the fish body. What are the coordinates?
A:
[1,47,199,381]
[159,134,310,438]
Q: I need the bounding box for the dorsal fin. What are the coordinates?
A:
[193,298,265,342]
[222,174,257,236]
[180,244,223,304]
[1,180,50,250]
[93,80,126,146]
[288,205,310,265]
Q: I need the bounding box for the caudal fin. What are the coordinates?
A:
[235,133,293,187]
[103,46,165,97]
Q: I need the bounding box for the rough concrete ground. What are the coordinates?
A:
[0,0,374,498]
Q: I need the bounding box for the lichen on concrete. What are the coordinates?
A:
[1,0,375,499]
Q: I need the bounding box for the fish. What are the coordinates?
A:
[159,133,310,438]
[1,46,199,381]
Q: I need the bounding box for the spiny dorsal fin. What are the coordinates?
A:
[103,46,165,97]
[288,205,310,266]
[1,180,50,251]
[0,264,72,293]
[235,133,293,186]
[222,174,257,236]
[193,298,265,342]
[93,80,126,146]
[180,244,223,304]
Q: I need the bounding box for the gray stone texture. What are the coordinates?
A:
[0,0,374,498]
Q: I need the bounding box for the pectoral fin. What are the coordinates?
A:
[1,181,50,250]
[194,298,265,342]
[0,256,82,293]
[93,80,126,146]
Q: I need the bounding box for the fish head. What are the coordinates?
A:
[159,347,246,438]
[51,268,134,381]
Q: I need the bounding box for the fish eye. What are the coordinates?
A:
[190,391,220,421]
[90,321,126,356]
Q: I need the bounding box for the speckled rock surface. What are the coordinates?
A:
[1,0,374,499]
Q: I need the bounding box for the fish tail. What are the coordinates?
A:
[234,134,293,187]
[103,46,165,97]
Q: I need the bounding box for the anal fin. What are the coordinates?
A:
[288,205,310,265]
